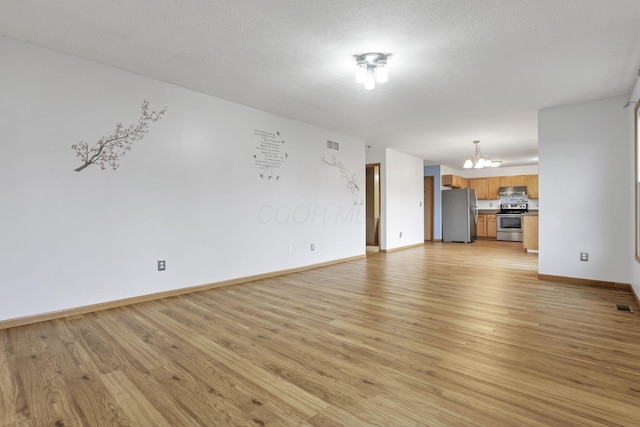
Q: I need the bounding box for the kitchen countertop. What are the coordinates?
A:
[477,209,539,214]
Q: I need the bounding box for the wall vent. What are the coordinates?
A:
[326,139,340,151]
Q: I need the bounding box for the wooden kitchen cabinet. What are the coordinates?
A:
[476,213,496,239]
[469,178,488,199]
[487,177,500,200]
[486,214,496,238]
[442,174,537,199]
[498,176,513,187]
[469,177,501,200]
[442,174,468,188]
[498,175,525,187]
[525,175,539,198]
[522,214,539,251]
[511,175,527,186]
[477,213,487,237]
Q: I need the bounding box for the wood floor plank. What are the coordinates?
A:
[1,241,640,425]
[161,297,413,425]
[0,330,30,426]
[8,323,82,426]
[131,303,326,425]
[42,320,132,426]
[100,370,172,426]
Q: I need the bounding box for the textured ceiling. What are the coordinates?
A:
[1,0,640,167]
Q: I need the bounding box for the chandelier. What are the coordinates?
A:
[355,53,389,90]
[463,140,501,169]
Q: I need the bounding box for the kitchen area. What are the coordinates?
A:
[441,174,539,252]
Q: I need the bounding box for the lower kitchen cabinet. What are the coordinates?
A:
[476,213,496,239]
[522,214,539,251]
[477,214,487,238]
[486,214,496,238]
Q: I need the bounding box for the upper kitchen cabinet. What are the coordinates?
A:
[442,175,468,188]
[468,178,488,199]
[487,177,500,200]
[498,176,512,187]
[511,175,527,186]
[498,175,526,187]
[442,174,537,199]
[468,177,500,200]
[525,175,538,198]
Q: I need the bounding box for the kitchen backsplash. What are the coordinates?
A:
[477,199,539,210]
[499,191,527,205]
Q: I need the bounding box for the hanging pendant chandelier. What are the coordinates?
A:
[463,140,501,169]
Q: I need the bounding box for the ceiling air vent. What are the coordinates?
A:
[326,139,340,151]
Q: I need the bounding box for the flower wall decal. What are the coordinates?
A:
[321,155,360,193]
[72,100,167,172]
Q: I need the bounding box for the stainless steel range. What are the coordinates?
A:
[496,187,528,242]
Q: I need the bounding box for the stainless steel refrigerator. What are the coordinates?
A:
[442,188,477,243]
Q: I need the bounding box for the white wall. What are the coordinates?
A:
[384,149,424,250]
[0,36,365,322]
[366,147,424,250]
[629,85,640,299]
[538,95,633,284]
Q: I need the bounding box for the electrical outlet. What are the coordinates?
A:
[157,260,166,271]
[399,232,403,238]
[580,252,589,262]
[288,245,293,253]
[311,243,315,251]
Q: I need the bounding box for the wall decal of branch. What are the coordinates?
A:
[321,155,360,193]
[71,100,167,172]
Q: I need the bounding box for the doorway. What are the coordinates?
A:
[424,176,434,241]
[366,164,381,251]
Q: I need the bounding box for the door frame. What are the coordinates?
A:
[366,163,381,250]
[424,176,434,241]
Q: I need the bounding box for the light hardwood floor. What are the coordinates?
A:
[1,241,640,426]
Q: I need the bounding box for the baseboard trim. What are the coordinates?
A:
[0,254,366,330]
[380,242,425,253]
[538,274,631,289]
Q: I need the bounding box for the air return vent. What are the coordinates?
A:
[615,304,633,313]
[326,139,340,151]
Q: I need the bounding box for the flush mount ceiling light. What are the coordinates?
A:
[355,53,389,90]
[463,140,501,169]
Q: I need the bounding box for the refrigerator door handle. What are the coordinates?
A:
[473,192,478,223]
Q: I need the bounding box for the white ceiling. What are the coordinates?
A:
[1,0,639,167]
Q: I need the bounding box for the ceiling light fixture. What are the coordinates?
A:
[355,53,389,90]
[463,140,501,169]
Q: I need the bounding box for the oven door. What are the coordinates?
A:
[496,214,523,241]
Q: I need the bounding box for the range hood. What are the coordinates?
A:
[498,186,527,195]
